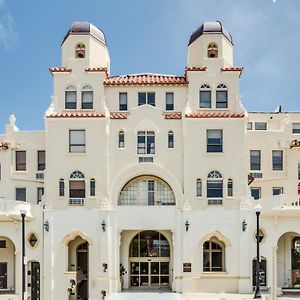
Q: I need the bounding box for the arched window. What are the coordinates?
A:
[203,237,225,272]
[119,131,125,148]
[196,179,202,197]
[65,86,77,109]
[207,43,218,58]
[227,179,233,197]
[90,178,95,197]
[216,84,228,108]
[81,85,93,109]
[207,171,223,205]
[59,179,65,197]
[199,84,211,108]
[75,43,85,58]
[69,171,85,200]
[119,176,175,206]
[168,131,174,148]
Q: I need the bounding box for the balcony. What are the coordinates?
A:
[0,198,33,221]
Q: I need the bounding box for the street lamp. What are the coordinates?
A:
[254,204,262,299]
[20,210,27,300]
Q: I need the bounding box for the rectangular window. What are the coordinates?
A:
[168,132,174,148]
[255,122,267,130]
[251,187,261,200]
[69,181,85,198]
[90,179,95,197]
[119,93,128,111]
[16,151,26,171]
[250,150,261,171]
[138,92,155,106]
[273,187,283,196]
[0,163,1,181]
[81,90,93,109]
[228,180,233,197]
[272,150,283,171]
[216,91,228,108]
[37,187,44,203]
[69,130,85,153]
[65,90,77,109]
[293,123,300,134]
[16,187,26,202]
[166,92,174,110]
[298,163,300,180]
[207,180,223,198]
[247,122,253,130]
[119,131,125,148]
[207,130,223,153]
[59,180,65,197]
[199,91,211,108]
[137,131,155,154]
[196,179,202,197]
[0,240,6,248]
[37,150,45,171]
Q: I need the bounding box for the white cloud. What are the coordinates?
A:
[0,1,16,50]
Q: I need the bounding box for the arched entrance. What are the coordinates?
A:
[68,236,89,300]
[129,231,170,288]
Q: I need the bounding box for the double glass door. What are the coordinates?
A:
[130,260,169,288]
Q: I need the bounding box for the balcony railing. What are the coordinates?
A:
[69,198,84,206]
[119,191,175,206]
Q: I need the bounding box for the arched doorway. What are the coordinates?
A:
[129,231,170,288]
[68,237,89,300]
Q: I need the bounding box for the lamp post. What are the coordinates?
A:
[254,204,262,299]
[20,210,27,300]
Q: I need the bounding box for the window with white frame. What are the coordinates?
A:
[227,179,233,197]
[81,85,93,109]
[137,131,155,154]
[138,92,155,106]
[119,131,125,148]
[69,171,85,199]
[37,150,45,171]
[90,178,95,197]
[16,150,26,171]
[207,130,223,153]
[250,150,261,171]
[59,179,65,197]
[207,171,223,204]
[37,187,44,203]
[272,150,283,171]
[119,93,128,111]
[216,84,228,108]
[251,187,261,200]
[203,237,225,272]
[16,187,26,202]
[196,178,202,197]
[69,130,85,153]
[199,84,211,108]
[166,92,174,110]
[247,122,253,130]
[273,187,283,196]
[293,123,300,134]
[255,122,267,130]
[168,131,174,148]
[65,86,77,109]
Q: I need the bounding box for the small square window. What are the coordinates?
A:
[247,122,253,130]
[0,240,6,248]
[138,92,155,106]
[16,188,26,202]
[255,122,267,130]
[273,187,283,196]
[251,187,261,200]
[293,123,300,134]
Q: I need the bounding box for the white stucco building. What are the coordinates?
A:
[1,21,300,300]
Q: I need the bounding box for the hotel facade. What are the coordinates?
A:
[0,21,300,300]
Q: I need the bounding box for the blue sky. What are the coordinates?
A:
[0,0,299,131]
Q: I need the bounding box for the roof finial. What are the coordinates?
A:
[9,112,16,126]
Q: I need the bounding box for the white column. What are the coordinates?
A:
[271,246,278,300]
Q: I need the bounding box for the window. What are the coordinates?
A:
[37,150,45,171]
[69,171,85,198]
[207,171,223,204]
[196,179,202,197]
[119,93,128,111]
[298,163,300,180]
[272,150,283,171]
[137,131,155,154]
[119,131,125,148]
[293,123,300,134]
[37,187,44,203]
[251,187,261,200]
[65,86,77,109]
[81,85,93,109]
[0,240,6,248]
[247,122,253,130]
[203,238,224,272]
[168,131,174,148]
[59,179,65,197]
[16,187,26,201]
[75,43,85,58]
[207,130,223,153]
[138,92,155,106]
[16,151,26,171]
[228,179,233,197]
[166,92,174,110]
[273,187,283,196]
[216,84,228,108]
[255,122,267,130]
[199,84,211,108]
[250,150,261,171]
[207,43,218,58]
[69,130,85,153]
[90,179,95,197]
[0,164,1,181]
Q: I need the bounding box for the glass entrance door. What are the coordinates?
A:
[130,260,169,288]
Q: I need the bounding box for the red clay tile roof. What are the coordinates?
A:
[164,113,182,119]
[185,67,207,77]
[49,67,72,74]
[47,112,105,118]
[104,74,187,86]
[185,111,245,118]
[221,67,243,77]
[110,113,128,119]
[290,140,300,149]
[85,67,108,75]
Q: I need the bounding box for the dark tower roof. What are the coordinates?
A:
[188,21,233,46]
[62,21,106,45]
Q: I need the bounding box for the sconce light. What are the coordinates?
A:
[185,220,190,232]
[101,220,106,232]
[101,290,106,300]
[242,220,247,232]
[44,220,49,232]
[102,263,108,272]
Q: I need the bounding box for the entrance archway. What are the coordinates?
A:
[129,231,170,288]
